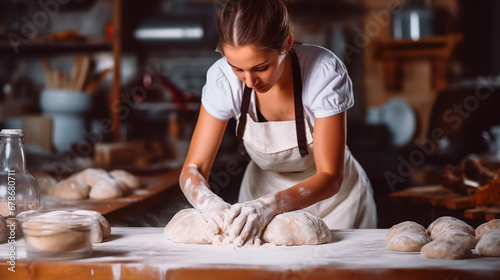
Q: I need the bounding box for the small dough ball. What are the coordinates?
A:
[421,239,472,259]
[427,216,474,240]
[32,172,58,194]
[89,180,124,200]
[164,209,211,244]
[262,210,331,246]
[0,215,7,242]
[386,221,427,241]
[476,219,500,241]
[386,232,430,252]
[475,234,500,257]
[110,170,141,189]
[436,230,477,249]
[74,168,113,187]
[72,210,111,243]
[50,179,90,200]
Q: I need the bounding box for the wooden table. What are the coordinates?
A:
[1,228,499,280]
[41,169,181,224]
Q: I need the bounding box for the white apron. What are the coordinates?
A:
[238,115,377,229]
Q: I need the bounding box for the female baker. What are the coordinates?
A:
[179,0,377,246]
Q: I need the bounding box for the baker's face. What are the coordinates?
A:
[223,45,287,93]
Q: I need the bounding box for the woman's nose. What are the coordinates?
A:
[244,72,256,88]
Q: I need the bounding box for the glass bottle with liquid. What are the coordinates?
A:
[0,129,40,218]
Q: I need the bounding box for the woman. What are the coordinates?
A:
[179,0,377,247]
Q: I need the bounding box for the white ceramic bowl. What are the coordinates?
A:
[39,89,92,115]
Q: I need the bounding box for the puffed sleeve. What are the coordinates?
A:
[201,62,234,121]
[308,58,354,118]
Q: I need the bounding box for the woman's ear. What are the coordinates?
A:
[285,33,294,51]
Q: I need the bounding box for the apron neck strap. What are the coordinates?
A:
[237,47,309,158]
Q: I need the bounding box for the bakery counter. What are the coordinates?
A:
[40,169,181,224]
[1,228,499,280]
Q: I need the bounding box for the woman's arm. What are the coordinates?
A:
[179,105,230,240]
[269,111,346,213]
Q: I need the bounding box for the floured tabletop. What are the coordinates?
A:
[1,227,499,280]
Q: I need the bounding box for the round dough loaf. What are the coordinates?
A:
[427,216,475,240]
[261,210,331,246]
[386,221,426,241]
[110,170,141,189]
[421,239,472,259]
[476,219,500,241]
[475,234,500,257]
[164,209,331,246]
[164,209,211,244]
[72,210,111,243]
[49,179,90,200]
[0,215,7,242]
[32,172,58,194]
[386,232,430,252]
[74,168,113,187]
[89,180,124,200]
[435,230,477,249]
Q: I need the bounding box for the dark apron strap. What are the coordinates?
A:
[236,48,309,157]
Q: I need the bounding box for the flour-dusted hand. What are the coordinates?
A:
[224,195,277,247]
[180,163,231,243]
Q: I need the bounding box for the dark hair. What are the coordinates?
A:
[216,0,292,54]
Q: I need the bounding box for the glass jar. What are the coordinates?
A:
[0,129,40,218]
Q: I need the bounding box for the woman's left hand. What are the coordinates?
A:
[224,198,277,247]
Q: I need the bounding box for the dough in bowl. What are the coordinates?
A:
[420,239,472,259]
[72,210,111,243]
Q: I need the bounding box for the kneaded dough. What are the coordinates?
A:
[49,179,90,200]
[435,230,477,249]
[386,221,426,241]
[110,170,141,189]
[261,210,331,246]
[475,219,500,241]
[421,239,472,259]
[89,180,124,200]
[164,209,211,244]
[475,234,500,257]
[386,232,430,252]
[0,215,7,242]
[164,209,331,246]
[72,210,111,243]
[427,216,475,240]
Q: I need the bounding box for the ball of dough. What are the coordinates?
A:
[110,170,141,189]
[386,232,430,252]
[475,234,500,257]
[164,209,211,244]
[427,216,474,240]
[32,172,58,194]
[72,210,111,243]
[421,239,472,259]
[49,179,90,200]
[435,230,477,249]
[261,210,331,246]
[0,215,7,242]
[476,219,500,241]
[89,180,124,200]
[386,221,427,241]
[74,168,113,187]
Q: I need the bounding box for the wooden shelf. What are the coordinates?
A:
[0,39,112,55]
[374,34,462,91]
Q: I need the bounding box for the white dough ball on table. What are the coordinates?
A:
[164,208,211,244]
[420,239,472,259]
[476,219,500,241]
[74,168,114,187]
[72,210,111,243]
[49,179,90,200]
[475,234,500,257]
[386,221,427,241]
[427,216,475,240]
[386,232,430,252]
[89,180,124,200]
[110,169,141,189]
